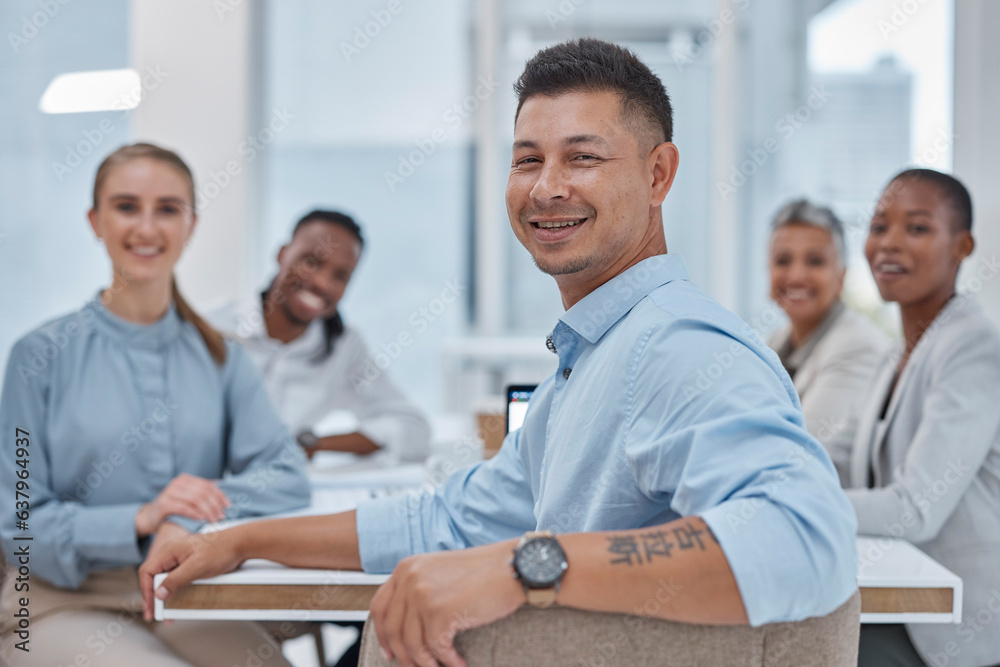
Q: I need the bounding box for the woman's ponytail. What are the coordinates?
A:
[172,276,227,365]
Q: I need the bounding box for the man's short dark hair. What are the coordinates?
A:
[513,38,673,148]
[890,168,973,233]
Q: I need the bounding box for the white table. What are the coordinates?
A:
[855,535,962,624]
[156,527,963,625]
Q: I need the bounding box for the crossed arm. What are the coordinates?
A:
[139,512,744,667]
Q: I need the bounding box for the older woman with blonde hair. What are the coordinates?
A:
[0,143,308,666]
[767,199,888,480]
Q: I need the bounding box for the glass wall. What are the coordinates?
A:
[0,1,131,374]
[805,0,954,331]
[0,0,955,411]
[258,0,472,414]
[500,1,719,334]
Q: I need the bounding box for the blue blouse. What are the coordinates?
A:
[0,294,310,589]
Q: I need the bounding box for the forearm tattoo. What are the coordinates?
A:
[606,521,719,566]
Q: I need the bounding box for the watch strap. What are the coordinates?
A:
[526,586,558,608]
[296,430,318,450]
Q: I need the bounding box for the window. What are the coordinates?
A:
[0,0,131,372]
[258,0,473,414]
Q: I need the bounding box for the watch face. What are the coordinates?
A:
[296,430,318,449]
[515,537,567,588]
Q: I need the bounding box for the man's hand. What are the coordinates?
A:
[369,539,525,667]
[138,526,245,622]
[135,473,231,537]
[142,521,192,623]
[147,521,191,561]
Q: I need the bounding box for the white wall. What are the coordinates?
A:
[954,0,1000,326]
[130,0,254,308]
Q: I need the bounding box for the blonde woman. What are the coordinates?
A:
[767,199,888,480]
[0,143,308,666]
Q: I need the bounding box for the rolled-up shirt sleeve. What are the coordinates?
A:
[356,428,536,573]
[0,338,145,589]
[625,319,858,626]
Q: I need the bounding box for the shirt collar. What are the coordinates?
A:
[238,292,327,353]
[559,254,690,344]
[88,290,182,349]
[780,300,846,373]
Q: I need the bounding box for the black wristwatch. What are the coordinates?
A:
[296,429,319,451]
[512,531,568,608]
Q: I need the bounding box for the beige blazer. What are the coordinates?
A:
[845,296,1000,667]
[769,307,889,481]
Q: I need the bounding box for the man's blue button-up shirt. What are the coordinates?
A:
[357,254,857,625]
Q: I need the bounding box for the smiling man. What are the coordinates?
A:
[140,39,858,666]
